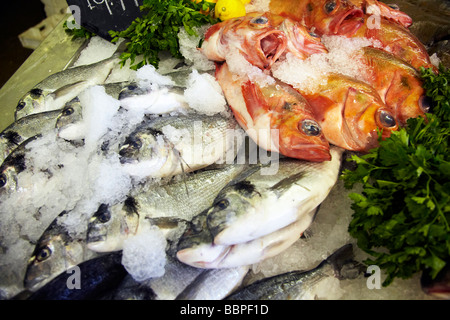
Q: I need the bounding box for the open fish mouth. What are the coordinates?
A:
[332,8,364,35]
[256,30,287,69]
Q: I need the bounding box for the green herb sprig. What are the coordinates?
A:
[341,65,450,287]
[63,21,95,40]
[109,0,218,70]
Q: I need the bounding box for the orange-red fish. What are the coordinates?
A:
[269,0,365,36]
[216,62,331,162]
[269,0,434,71]
[201,12,288,69]
[347,0,412,27]
[339,15,437,72]
[300,73,398,152]
[357,47,430,125]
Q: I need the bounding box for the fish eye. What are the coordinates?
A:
[324,0,337,14]
[61,107,74,116]
[16,101,26,111]
[388,4,400,10]
[95,204,111,223]
[0,174,6,188]
[98,212,110,223]
[30,88,43,99]
[299,119,321,136]
[215,199,229,210]
[251,16,269,25]
[127,84,138,91]
[36,246,52,262]
[378,110,397,128]
[419,95,432,113]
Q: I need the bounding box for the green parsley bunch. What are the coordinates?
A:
[109,0,218,70]
[341,65,450,286]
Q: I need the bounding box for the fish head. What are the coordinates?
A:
[308,0,364,36]
[274,110,332,162]
[176,210,231,268]
[24,234,66,291]
[0,157,24,198]
[342,86,398,151]
[206,181,260,244]
[361,47,430,125]
[24,217,85,291]
[118,83,149,100]
[202,13,288,69]
[55,97,83,131]
[86,200,140,252]
[15,88,48,121]
[384,73,429,126]
[119,128,166,164]
[278,18,328,59]
[241,80,331,161]
[307,75,398,151]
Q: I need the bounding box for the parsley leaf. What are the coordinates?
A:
[341,64,450,286]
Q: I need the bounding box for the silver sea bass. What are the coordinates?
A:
[118,113,245,179]
[176,147,344,268]
[225,244,365,300]
[23,211,102,292]
[14,51,121,120]
[86,163,248,253]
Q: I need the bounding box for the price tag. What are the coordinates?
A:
[66,0,143,40]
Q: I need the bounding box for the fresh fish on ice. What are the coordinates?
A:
[118,83,190,114]
[176,208,318,268]
[15,53,121,121]
[207,147,343,246]
[356,46,430,126]
[175,265,250,300]
[23,211,103,292]
[176,147,343,268]
[86,164,247,253]
[201,12,287,69]
[215,62,331,162]
[225,244,365,300]
[0,136,40,199]
[118,113,245,179]
[301,73,398,152]
[0,109,63,163]
[1,96,90,164]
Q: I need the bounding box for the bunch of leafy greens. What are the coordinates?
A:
[341,65,450,287]
[109,0,218,70]
[63,21,94,40]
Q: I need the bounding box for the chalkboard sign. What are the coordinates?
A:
[66,0,144,40]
